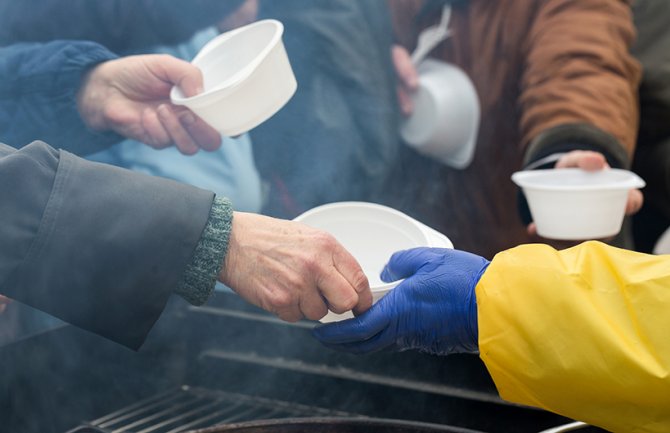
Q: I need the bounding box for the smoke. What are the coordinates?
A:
[251,0,403,219]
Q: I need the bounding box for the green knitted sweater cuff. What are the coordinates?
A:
[174,196,233,305]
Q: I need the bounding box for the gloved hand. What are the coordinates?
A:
[312,247,490,355]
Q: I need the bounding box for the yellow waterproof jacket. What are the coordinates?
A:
[476,241,670,432]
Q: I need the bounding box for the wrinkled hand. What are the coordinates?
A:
[392,45,419,116]
[219,212,372,322]
[313,248,489,355]
[77,54,221,155]
[527,150,644,243]
[0,295,11,314]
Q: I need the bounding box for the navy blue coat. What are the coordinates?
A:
[0,0,244,52]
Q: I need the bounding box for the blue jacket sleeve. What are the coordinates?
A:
[0,0,244,53]
[0,41,122,155]
[0,140,217,349]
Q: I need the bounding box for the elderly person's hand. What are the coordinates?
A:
[313,248,489,355]
[527,150,644,244]
[219,212,372,322]
[77,54,221,155]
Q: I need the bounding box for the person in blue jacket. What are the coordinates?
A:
[0,41,372,349]
[86,2,263,215]
[0,1,264,340]
[0,0,245,51]
[0,0,264,214]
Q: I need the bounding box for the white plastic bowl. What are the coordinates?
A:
[293,201,453,323]
[170,19,297,136]
[512,168,645,240]
[400,59,480,169]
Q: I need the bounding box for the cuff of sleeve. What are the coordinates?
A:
[467,261,490,354]
[1,42,124,153]
[60,44,124,154]
[174,196,233,305]
[524,123,630,170]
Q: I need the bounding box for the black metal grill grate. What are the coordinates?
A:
[67,386,361,433]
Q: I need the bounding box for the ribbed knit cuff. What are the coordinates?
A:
[174,196,233,305]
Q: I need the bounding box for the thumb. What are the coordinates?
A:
[381,247,436,283]
[151,55,205,97]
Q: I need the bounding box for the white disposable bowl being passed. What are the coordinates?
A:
[170,19,297,137]
[293,201,453,323]
[400,59,480,169]
[512,168,645,240]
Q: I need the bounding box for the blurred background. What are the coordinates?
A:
[1,0,668,432]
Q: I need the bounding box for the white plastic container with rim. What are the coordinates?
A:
[512,168,645,240]
[293,201,453,323]
[170,19,297,137]
[400,59,480,169]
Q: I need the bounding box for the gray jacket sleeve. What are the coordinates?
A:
[0,140,217,349]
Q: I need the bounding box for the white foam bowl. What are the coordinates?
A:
[400,59,480,169]
[512,168,645,240]
[293,201,453,323]
[170,19,297,137]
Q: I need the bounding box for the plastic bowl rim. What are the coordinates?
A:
[511,168,645,192]
[171,19,285,104]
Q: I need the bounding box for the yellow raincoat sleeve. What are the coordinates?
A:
[476,241,670,433]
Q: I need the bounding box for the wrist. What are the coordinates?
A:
[76,61,113,132]
[464,260,489,353]
[175,196,234,305]
[217,211,242,287]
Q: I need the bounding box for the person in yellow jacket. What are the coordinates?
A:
[313,241,670,433]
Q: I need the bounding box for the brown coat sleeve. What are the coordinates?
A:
[520,0,641,168]
[387,0,423,48]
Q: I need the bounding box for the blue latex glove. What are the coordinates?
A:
[312,247,490,355]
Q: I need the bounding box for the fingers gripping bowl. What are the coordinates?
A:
[293,202,453,323]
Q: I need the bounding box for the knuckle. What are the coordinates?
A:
[304,304,328,321]
[299,254,319,274]
[351,270,370,293]
[285,273,308,292]
[267,289,294,310]
[314,231,337,250]
[329,291,358,314]
[342,292,359,311]
[149,135,170,149]
[277,309,302,323]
